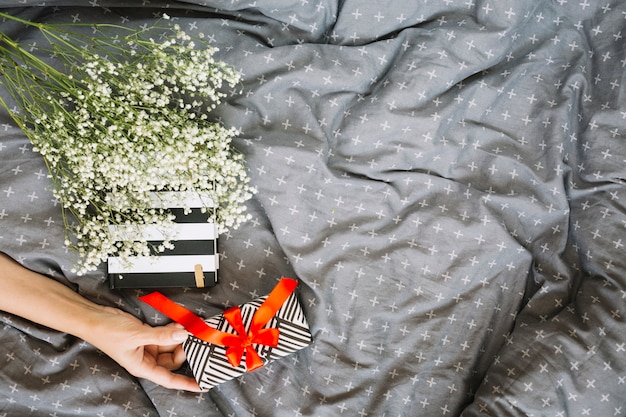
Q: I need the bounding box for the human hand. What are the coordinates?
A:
[0,254,202,392]
[82,305,202,392]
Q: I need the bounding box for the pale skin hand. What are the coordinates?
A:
[0,253,202,392]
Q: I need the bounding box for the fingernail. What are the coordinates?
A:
[173,331,189,342]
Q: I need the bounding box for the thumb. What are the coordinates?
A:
[143,325,190,346]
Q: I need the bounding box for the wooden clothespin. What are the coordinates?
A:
[194,264,205,288]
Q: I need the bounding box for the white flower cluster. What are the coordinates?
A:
[23,25,254,274]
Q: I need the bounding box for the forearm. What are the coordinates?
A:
[0,253,201,391]
[0,253,105,341]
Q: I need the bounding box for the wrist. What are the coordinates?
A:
[63,302,113,342]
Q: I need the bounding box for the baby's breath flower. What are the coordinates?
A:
[0,12,253,274]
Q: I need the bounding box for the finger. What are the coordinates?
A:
[144,345,158,358]
[154,345,187,370]
[137,362,203,392]
[155,352,177,370]
[173,344,187,364]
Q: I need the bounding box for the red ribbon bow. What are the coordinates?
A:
[139,277,299,371]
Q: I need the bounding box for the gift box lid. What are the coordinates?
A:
[140,278,313,390]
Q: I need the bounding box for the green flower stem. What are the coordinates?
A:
[0,31,71,85]
[0,11,48,27]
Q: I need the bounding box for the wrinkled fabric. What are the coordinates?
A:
[1,1,624,416]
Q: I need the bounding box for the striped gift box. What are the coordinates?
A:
[107,191,219,289]
[183,290,313,390]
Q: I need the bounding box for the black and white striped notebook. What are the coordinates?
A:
[107,191,219,289]
[183,291,313,390]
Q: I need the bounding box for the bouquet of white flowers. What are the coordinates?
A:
[0,12,255,274]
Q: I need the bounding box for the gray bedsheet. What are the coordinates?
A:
[1,1,625,416]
